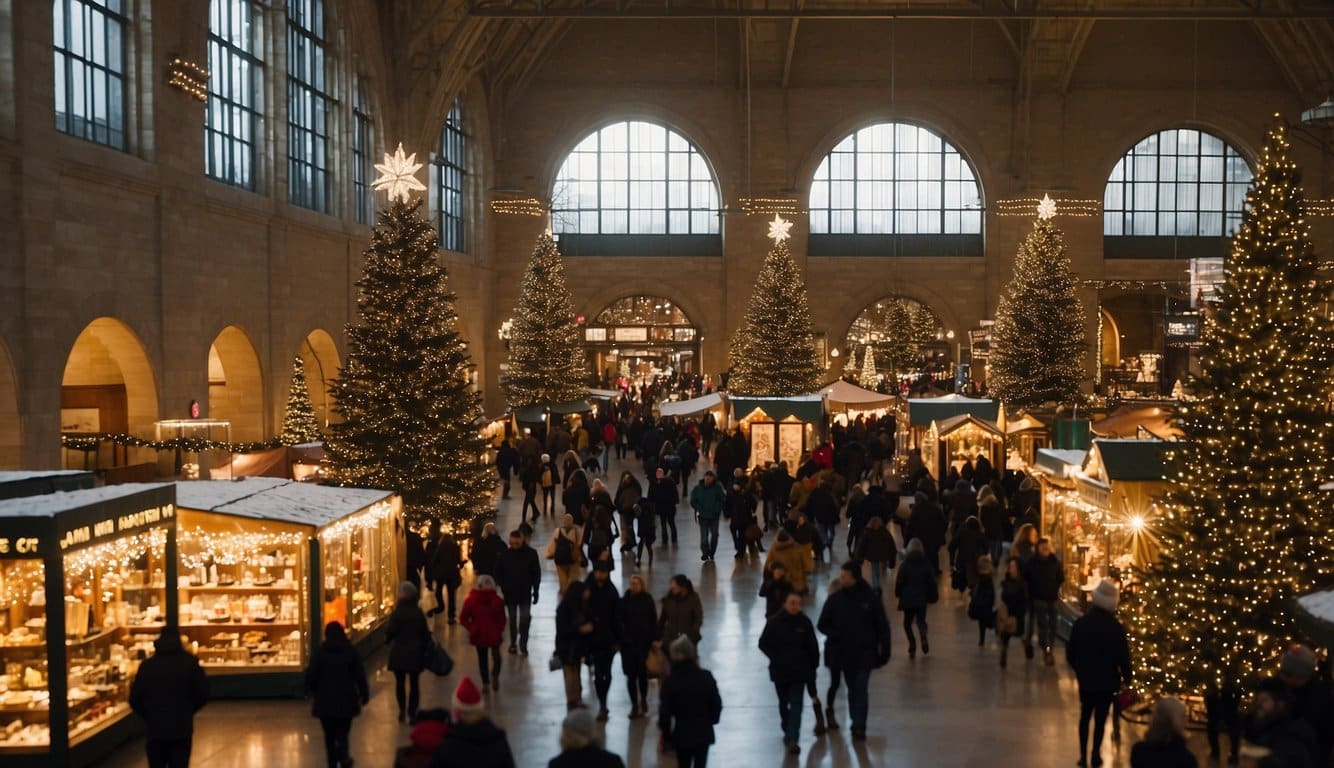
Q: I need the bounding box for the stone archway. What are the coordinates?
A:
[208,326,265,442]
[300,330,342,429]
[62,317,160,465]
[0,334,20,469]
[839,296,950,391]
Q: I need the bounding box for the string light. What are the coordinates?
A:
[178,527,308,570]
[994,196,1101,218]
[64,529,168,580]
[490,197,546,217]
[317,501,396,543]
[61,432,285,454]
[736,197,805,216]
[166,57,209,102]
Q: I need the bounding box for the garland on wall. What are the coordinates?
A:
[60,433,289,454]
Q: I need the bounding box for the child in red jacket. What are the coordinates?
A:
[459,575,508,691]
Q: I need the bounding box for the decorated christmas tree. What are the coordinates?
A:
[501,231,587,408]
[988,196,1087,408]
[1130,119,1333,695]
[859,346,878,387]
[327,144,494,530]
[728,216,822,396]
[280,355,322,445]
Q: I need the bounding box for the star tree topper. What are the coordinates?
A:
[767,214,793,242]
[1036,193,1058,220]
[372,143,427,203]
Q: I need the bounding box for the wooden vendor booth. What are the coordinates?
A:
[901,394,998,458]
[174,479,403,697]
[919,414,1005,484]
[729,395,825,470]
[0,483,176,767]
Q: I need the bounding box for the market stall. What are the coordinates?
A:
[900,394,998,457]
[173,479,402,697]
[820,380,897,422]
[1001,410,1051,469]
[1091,404,1183,440]
[0,483,176,767]
[919,414,1005,484]
[657,392,726,420]
[729,395,825,470]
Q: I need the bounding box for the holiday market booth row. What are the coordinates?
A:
[0,479,402,766]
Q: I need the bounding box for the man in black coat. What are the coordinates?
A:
[1278,644,1334,765]
[1066,579,1131,768]
[648,468,680,545]
[904,492,947,574]
[129,628,209,768]
[493,529,541,655]
[759,592,820,755]
[1024,537,1065,664]
[584,563,621,721]
[428,534,465,622]
[817,563,891,740]
[657,636,723,768]
[1247,677,1322,768]
[496,438,519,499]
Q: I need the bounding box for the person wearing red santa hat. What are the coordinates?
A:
[428,676,515,768]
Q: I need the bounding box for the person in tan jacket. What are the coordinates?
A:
[546,513,585,595]
[764,530,812,594]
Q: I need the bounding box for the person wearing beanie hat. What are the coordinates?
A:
[1066,579,1132,768]
[1277,643,1334,763]
[548,708,627,768]
[429,676,515,768]
[658,631,722,767]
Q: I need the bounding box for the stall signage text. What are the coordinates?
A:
[59,503,174,550]
[0,537,40,554]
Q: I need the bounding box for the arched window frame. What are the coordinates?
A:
[54,0,129,151]
[550,120,722,257]
[351,75,375,226]
[807,122,983,257]
[435,98,468,254]
[286,0,335,214]
[206,0,263,189]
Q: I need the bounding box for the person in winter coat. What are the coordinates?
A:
[549,709,626,768]
[562,470,591,527]
[759,592,821,755]
[967,555,996,646]
[1025,537,1065,665]
[658,574,704,646]
[765,530,812,595]
[1130,697,1197,768]
[854,516,897,593]
[618,574,659,719]
[725,477,760,559]
[977,485,1008,565]
[428,534,464,623]
[429,677,516,768]
[634,498,657,567]
[540,453,560,517]
[519,455,542,522]
[1008,523,1039,571]
[998,557,1030,668]
[459,575,507,691]
[844,485,869,558]
[677,437,699,497]
[760,563,796,618]
[648,468,680,545]
[805,481,840,563]
[690,471,727,562]
[1066,579,1133,768]
[470,522,505,579]
[386,581,432,723]
[614,472,642,553]
[1245,677,1322,768]
[547,514,585,595]
[904,492,947,575]
[584,562,622,721]
[949,516,987,592]
[894,538,938,658]
[304,621,370,768]
[493,530,540,655]
[129,627,209,768]
[657,636,723,768]
[817,563,891,740]
[555,582,593,710]
[946,479,977,540]
[585,481,618,561]
[1277,643,1334,764]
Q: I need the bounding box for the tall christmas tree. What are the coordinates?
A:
[280,355,322,444]
[988,196,1087,408]
[728,216,822,396]
[501,231,587,408]
[327,144,494,530]
[859,346,878,387]
[1130,120,1333,695]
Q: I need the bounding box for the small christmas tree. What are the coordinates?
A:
[988,196,1087,408]
[859,346,878,387]
[728,216,822,396]
[280,355,322,445]
[502,231,587,408]
[327,144,494,531]
[843,348,859,381]
[1130,119,1333,695]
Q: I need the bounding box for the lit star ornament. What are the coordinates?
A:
[767,214,793,242]
[372,143,427,203]
[1036,193,1058,220]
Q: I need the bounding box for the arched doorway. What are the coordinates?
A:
[1099,308,1121,369]
[208,326,265,442]
[840,297,950,393]
[0,335,20,468]
[583,296,699,388]
[300,330,341,429]
[62,317,159,466]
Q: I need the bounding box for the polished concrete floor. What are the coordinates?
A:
[100,454,1201,767]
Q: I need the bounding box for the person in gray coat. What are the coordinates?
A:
[386,581,432,723]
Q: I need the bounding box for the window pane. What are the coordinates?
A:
[1104,127,1251,238]
[54,0,127,150]
[206,0,262,188]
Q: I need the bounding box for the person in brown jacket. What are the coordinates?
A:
[765,530,811,594]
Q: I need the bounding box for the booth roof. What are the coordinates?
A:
[587,387,623,401]
[0,482,174,518]
[1090,439,1166,482]
[820,380,896,409]
[729,394,825,424]
[906,394,998,426]
[177,478,394,528]
[933,413,1003,436]
[1034,448,1088,478]
[175,477,290,510]
[658,392,725,418]
[0,470,94,483]
[1091,405,1183,440]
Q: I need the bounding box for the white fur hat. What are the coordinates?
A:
[1090,579,1119,612]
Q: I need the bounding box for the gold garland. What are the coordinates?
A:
[60,433,287,454]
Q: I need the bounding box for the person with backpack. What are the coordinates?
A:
[540,453,559,517]
[304,621,370,768]
[547,514,585,595]
[657,637,723,768]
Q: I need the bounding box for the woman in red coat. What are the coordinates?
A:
[459,575,508,691]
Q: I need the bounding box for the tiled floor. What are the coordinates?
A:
[99,454,1192,767]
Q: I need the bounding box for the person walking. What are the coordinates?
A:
[904,492,947,575]
[977,485,1007,565]
[805,480,840,563]
[493,529,540,656]
[760,563,796,618]
[618,574,658,719]
[304,621,370,768]
[657,637,723,768]
[615,471,642,554]
[967,555,996,647]
[549,709,626,768]
[894,538,938,659]
[658,574,703,647]
[690,471,727,562]
[1066,579,1132,768]
[649,468,680,546]
[585,562,621,721]
[759,592,820,755]
[816,562,891,740]
[459,575,507,692]
[765,530,811,595]
[678,436,699,498]
[634,497,657,567]
[496,438,519,500]
[997,557,1030,668]
[540,453,560,517]
[129,627,209,768]
[949,516,987,593]
[555,582,593,711]
[1025,537,1065,665]
[546,514,585,595]
[386,581,431,723]
[854,516,896,593]
[562,470,591,527]
[725,475,760,559]
[429,677,517,768]
[470,522,505,579]
[1130,697,1197,768]
[427,533,464,624]
[520,455,542,522]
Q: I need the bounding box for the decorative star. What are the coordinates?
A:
[1037,193,1058,221]
[767,214,793,243]
[372,143,427,203]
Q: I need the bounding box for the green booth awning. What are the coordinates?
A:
[729,395,825,424]
[907,394,999,427]
[514,400,593,423]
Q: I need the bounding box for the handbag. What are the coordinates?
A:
[744,523,764,543]
[646,641,669,679]
[424,639,454,677]
[996,606,1018,636]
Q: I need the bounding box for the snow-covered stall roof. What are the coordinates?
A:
[659,392,725,418]
[176,478,394,530]
[0,483,173,518]
[0,470,96,500]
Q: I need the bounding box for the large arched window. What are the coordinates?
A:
[551,121,721,256]
[434,98,467,253]
[1104,128,1252,253]
[809,123,982,256]
[286,0,334,213]
[206,0,263,188]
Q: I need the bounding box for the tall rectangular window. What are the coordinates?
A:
[206,0,262,188]
[435,100,467,252]
[53,0,128,150]
[287,0,332,213]
[351,77,374,225]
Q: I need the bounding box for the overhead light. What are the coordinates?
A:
[1302,97,1334,126]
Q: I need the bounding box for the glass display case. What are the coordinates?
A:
[318,499,399,643]
[0,560,50,752]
